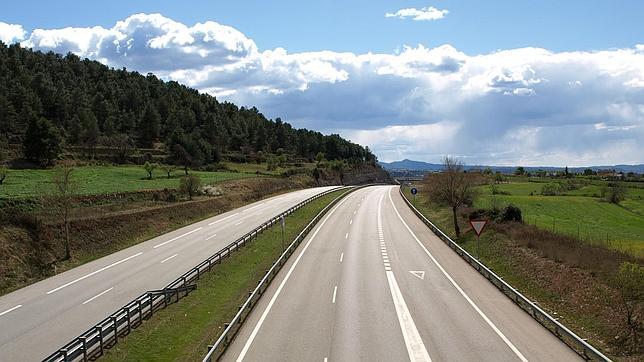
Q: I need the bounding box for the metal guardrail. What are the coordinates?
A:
[203,186,365,362]
[43,186,345,362]
[397,186,611,361]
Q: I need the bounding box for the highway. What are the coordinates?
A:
[223,186,580,362]
[0,186,337,361]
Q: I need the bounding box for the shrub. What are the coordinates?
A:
[500,204,522,222]
[179,175,201,200]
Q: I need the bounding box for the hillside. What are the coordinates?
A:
[0,42,376,168]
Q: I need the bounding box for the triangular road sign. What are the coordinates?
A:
[469,220,488,237]
[409,271,425,280]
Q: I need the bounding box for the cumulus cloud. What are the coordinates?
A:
[12,13,644,166]
[0,22,26,44]
[385,6,449,21]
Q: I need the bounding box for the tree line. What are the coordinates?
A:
[0,42,376,167]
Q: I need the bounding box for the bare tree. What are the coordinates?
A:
[424,156,477,237]
[615,262,643,351]
[51,162,77,260]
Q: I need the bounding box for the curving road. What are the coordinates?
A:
[223,186,580,362]
[0,186,338,361]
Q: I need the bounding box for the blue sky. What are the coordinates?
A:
[1,1,643,165]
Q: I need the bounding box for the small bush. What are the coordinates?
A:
[201,185,223,196]
[500,204,522,222]
[179,175,201,200]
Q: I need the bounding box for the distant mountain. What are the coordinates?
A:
[379,159,644,174]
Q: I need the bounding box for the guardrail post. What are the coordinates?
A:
[97,325,104,354]
[111,315,118,343]
[126,308,132,334]
[137,299,143,323]
[60,348,68,362]
[79,336,87,361]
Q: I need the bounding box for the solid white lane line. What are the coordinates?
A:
[235,221,243,226]
[206,233,217,240]
[235,192,353,362]
[244,203,265,212]
[154,228,203,248]
[387,188,528,362]
[161,254,178,263]
[332,285,338,304]
[0,305,22,316]
[340,252,344,263]
[208,213,240,225]
[47,252,143,294]
[345,232,349,239]
[82,287,113,305]
[378,194,431,362]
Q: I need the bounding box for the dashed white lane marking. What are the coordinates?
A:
[244,203,265,212]
[235,221,243,226]
[340,252,344,263]
[154,228,203,248]
[354,210,357,215]
[345,232,349,239]
[387,188,527,362]
[82,287,113,305]
[208,212,240,225]
[378,194,431,362]
[206,233,217,240]
[332,285,338,304]
[235,192,354,361]
[161,254,178,263]
[0,305,22,316]
[47,252,143,294]
[349,219,353,225]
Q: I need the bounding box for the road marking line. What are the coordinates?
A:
[235,192,353,361]
[388,188,527,362]
[378,194,431,362]
[324,358,328,362]
[154,228,203,248]
[161,254,178,263]
[235,221,243,226]
[82,287,113,305]
[345,232,349,239]
[47,252,143,294]
[340,252,344,263]
[206,233,217,240]
[0,305,22,316]
[332,285,338,304]
[244,203,265,212]
[349,219,352,225]
[208,213,240,225]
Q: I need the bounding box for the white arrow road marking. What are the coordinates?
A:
[388,188,528,362]
[409,271,426,280]
[47,252,143,294]
[0,305,22,316]
[154,228,202,248]
[82,287,113,305]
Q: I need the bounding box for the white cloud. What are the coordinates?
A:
[385,6,449,21]
[0,22,26,44]
[12,13,644,166]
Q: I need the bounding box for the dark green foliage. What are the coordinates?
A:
[0,43,374,165]
[500,204,522,222]
[23,116,62,165]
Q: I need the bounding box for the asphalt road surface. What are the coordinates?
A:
[0,186,338,361]
[223,185,581,362]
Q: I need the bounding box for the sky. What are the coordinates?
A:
[1,1,643,166]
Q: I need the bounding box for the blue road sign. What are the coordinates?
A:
[411,187,418,195]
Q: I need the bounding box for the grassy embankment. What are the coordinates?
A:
[101,188,348,361]
[0,164,316,295]
[403,184,642,359]
[472,179,644,256]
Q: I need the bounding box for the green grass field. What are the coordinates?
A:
[474,181,644,256]
[101,188,349,361]
[224,161,317,176]
[0,165,254,198]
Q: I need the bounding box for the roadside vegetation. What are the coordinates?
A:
[100,189,348,361]
[405,160,643,359]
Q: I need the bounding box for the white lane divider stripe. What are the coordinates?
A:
[206,233,217,240]
[235,221,243,226]
[0,305,22,316]
[332,285,338,304]
[208,213,240,225]
[161,254,178,263]
[47,252,143,294]
[387,188,528,362]
[345,232,349,239]
[340,252,344,263]
[235,192,354,361]
[378,194,431,362]
[154,228,202,248]
[82,287,113,305]
[244,203,265,212]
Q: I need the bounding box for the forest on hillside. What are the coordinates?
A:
[0,42,376,167]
